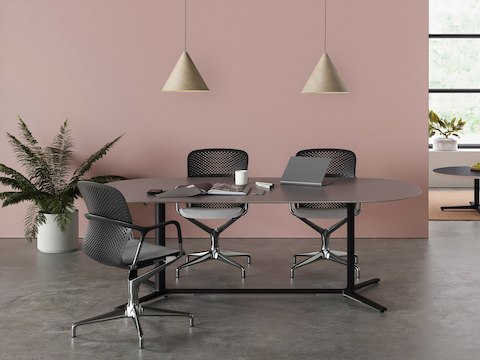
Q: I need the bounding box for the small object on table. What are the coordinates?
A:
[147,189,164,195]
[470,163,480,172]
[255,181,274,190]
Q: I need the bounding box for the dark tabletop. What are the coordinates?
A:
[109,177,421,205]
[433,166,480,178]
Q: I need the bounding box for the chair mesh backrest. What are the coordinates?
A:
[188,148,248,177]
[188,148,248,209]
[296,149,356,210]
[78,181,133,267]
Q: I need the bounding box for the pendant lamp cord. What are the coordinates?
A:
[324,0,327,53]
[184,0,187,51]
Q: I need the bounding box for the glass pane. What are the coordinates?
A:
[429,39,480,88]
[430,0,480,33]
[429,93,480,144]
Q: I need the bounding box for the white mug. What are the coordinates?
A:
[235,170,248,186]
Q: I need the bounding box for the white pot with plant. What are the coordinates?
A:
[429,110,466,151]
[0,116,125,253]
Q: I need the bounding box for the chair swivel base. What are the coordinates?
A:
[291,250,360,279]
[293,249,358,266]
[176,249,250,278]
[71,302,194,349]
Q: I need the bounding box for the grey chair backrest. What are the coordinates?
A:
[296,149,356,210]
[188,148,248,177]
[78,181,133,268]
[187,149,248,209]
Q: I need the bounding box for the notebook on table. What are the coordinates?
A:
[280,156,331,186]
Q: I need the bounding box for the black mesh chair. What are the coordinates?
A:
[175,148,251,278]
[289,149,361,278]
[72,181,194,349]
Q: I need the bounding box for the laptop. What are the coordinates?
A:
[280,156,331,186]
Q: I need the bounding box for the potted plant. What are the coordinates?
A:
[0,116,125,253]
[428,110,466,151]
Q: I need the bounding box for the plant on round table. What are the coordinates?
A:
[0,116,125,241]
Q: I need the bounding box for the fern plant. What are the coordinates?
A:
[0,116,125,241]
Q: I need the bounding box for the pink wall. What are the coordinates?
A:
[0,0,428,239]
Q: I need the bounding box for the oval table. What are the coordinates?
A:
[433,166,480,213]
[110,176,421,313]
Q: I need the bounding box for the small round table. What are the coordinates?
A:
[433,166,480,213]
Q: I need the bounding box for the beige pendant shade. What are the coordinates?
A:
[162,51,209,92]
[302,0,348,94]
[302,53,348,94]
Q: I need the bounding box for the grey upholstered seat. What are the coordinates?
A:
[291,207,351,219]
[178,207,245,220]
[175,148,251,278]
[72,181,194,349]
[121,240,179,265]
[289,149,361,278]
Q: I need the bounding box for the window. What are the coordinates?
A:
[429,0,480,146]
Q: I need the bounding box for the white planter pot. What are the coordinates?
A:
[37,209,79,253]
[432,138,458,151]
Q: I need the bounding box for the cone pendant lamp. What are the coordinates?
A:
[302,53,347,93]
[162,51,208,92]
[162,0,209,92]
[302,0,348,94]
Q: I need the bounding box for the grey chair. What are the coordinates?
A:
[289,149,361,278]
[72,181,194,349]
[175,148,251,278]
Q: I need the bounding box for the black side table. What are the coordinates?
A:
[433,166,480,213]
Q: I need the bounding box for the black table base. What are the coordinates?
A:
[138,277,385,313]
[144,203,387,313]
[441,178,480,213]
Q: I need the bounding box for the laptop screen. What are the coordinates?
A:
[280,156,331,186]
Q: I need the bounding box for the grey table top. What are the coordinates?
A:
[109,177,421,205]
[433,166,480,178]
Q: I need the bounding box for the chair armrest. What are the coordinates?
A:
[85,214,184,269]
[85,214,182,241]
[140,220,183,245]
[131,220,184,270]
[85,214,151,232]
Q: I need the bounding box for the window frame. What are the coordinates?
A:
[429,33,480,148]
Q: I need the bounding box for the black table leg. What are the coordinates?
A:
[441,178,480,213]
[154,203,166,293]
[342,203,386,312]
[138,203,167,304]
[474,179,480,209]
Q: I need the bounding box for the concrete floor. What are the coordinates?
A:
[1,221,480,360]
